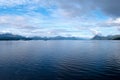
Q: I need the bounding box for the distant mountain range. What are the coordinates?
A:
[92,35,120,40]
[0,33,120,40]
[0,33,86,40]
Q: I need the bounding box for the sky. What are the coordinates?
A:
[0,0,120,38]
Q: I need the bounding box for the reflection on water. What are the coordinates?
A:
[0,40,120,80]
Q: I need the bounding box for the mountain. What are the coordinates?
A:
[0,33,29,40]
[92,35,107,40]
[111,35,120,40]
[0,33,86,40]
[31,36,86,40]
[92,35,120,40]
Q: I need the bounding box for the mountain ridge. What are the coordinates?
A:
[0,33,86,40]
[92,35,120,40]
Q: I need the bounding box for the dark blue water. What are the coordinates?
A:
[0,40,120,80]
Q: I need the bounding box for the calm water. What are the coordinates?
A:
[0,40,120,80]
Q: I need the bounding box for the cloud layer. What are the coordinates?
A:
[0,0,120,37]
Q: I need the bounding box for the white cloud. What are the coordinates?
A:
[90,28,101,35]
[0,15,34,29]
[107,18,120,26]
[0,0,26,6]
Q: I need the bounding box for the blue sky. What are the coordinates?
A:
[0,0,120,38]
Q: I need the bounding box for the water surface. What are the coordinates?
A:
[0,40,120,80]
